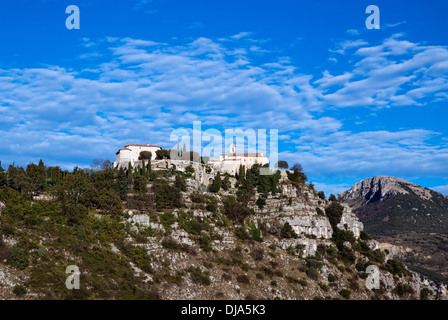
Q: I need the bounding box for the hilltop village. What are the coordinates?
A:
[0,143,446,300]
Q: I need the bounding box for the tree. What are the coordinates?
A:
[210,172,221,193]
[221,175,231,191]
[174,174,187,192]
[91,159,104,171]
[101,160,113,171]
[290,163,303,172]
[115,167,129,199]
[276,161,289,169]
[237,165,245,182]
[318,191,326,200]
[0,161,6,187]
[153,179,182,209]
[325,201,344,227]
[139,151,152,160]
[141,160,146,178]
[134,176,147,193]
[156,149,170,159]
[26,163,45,193]
[328,194,337,202]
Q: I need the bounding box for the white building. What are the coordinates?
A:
[208,143,269,174]
[113,143,161,168]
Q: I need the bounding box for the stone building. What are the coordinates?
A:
[208,143,269,174]
[113,143,161,168]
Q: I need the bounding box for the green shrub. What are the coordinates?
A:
[281,222,298,239]
[248,221,262,242]
[9,247,29,270]
[187,266,211,286]
[420,288,432,300]
[306,267,319,280]
[392,283,414,296]
[325,201,344,227]
[256,197,266,209]
[339,288,351,299]
[236,274,250,284]
[199,234,212,252]
[328,274,337,282]
[13,285,27,296]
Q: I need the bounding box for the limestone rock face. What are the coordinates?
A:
[336,203,364,238]
[339,175,436,211]
[257,181,364,256]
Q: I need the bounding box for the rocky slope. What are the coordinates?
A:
[340,176,448,281]
[1,168,446,300]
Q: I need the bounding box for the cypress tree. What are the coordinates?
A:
[141,160,146,177]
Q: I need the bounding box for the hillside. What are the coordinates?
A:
[340,176,448,281]
[0,163,446,300]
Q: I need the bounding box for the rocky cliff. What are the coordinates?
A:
[1,167,446,300]
[341,176,448,282]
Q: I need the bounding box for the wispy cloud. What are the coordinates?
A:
[0,33,447,180]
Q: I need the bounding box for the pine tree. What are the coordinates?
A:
[210,172,221,193]
[141,160,146,178]
[127,162,133,180]
[115,167,129,199]
[0,161,6,187]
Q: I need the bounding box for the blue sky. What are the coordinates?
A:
[0,0,448,196]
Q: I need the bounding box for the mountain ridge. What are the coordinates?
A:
[340,175,448,282]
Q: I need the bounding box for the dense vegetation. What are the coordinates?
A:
[0,160,438,300]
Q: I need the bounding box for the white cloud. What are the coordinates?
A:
[0,33,447,180]
[432,185,448,196]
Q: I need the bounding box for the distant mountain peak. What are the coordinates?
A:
[340,176,434,208]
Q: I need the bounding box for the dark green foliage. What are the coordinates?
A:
[9,247,29,270]
[237,274,250,284]
[174,174,187,192]
[133,176,147,193]
[209,172,221,193]
[328,274,337,282]
[359,230,372,241]
[156,149,170,159]
[0,161,7,187]
[115,167,129,199]
[248,221,262,242]
[392,283,414,296]
[222,196,253,222]
[187,266,211,286]
[185,165,195,174]
[276,161,289,169]
[381,259,409,277]
[328,194,337,202]
[199,234,212,252]
[332,228,356,246]
[287,169,307,184]
[339,288,351,299]
[317,191,325,200]
[325,201,344,228]
[221,175,231,191]
[153,179,182,210]
[13,285,27,296]
[420,288,432,300]
[281,222,298,239]
[139,151,152,160]
[256,197,266,209]
[306,267,319,280]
